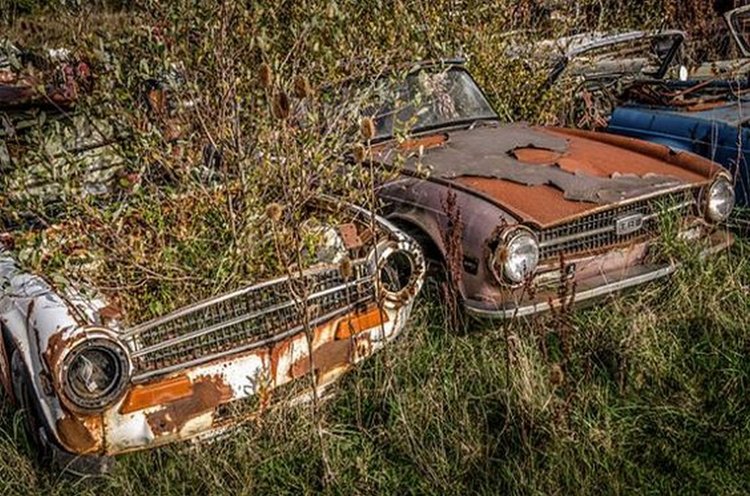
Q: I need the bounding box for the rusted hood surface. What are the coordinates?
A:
[377,124,718,227]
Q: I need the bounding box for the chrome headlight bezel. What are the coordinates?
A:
[58,329,132,412]
[703,174,735,223]
[371,238,425,308]
[489,226,540,286]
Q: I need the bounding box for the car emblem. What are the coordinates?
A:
[615,213,645,236]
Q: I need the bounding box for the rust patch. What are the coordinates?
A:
[448,125,718,227]
[145,375,232,437]
[398,133,448,151]
[290,339,353,381]
[335,306,387,340]
[550,127,718,179]
[43,331,69,373]
[99,303,123,326]
[512,147,563,165]
[0,335,12,402]
[684,101,730,112]
[120,375,193,414]
[383,125,702,217]
[269,334,298,383]
[56,414,102,454]
[337,223,364,250]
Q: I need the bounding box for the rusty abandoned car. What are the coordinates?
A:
[524,21,750,210]
[364,62,734,318]
[0,45,425,472]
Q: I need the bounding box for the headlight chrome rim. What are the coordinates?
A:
[490,226,540,286]
[59,330,132,412]
[370,239,425,308]
[704,174,735,223]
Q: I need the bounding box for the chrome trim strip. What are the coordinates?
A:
[465,265,676,319]
[538,224,614,248]
[124,261,369,338]
[131,275,374,358]
[538,200,694,249]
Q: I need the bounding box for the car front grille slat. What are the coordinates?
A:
[125,261,376,381]
[537,189,696,261]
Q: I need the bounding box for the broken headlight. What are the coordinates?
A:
[705,175,735,223]
[61,335,131,411]
[491,227,539,285]
[374,239,424,305]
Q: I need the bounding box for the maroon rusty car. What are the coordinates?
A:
[368,61,734,318]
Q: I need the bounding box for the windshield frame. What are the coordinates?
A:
[366,63,501,143]
[545,30,686,87]
[726,5,750,57]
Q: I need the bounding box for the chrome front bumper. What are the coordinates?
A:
[465,229,733,319]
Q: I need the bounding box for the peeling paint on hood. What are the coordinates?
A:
[376,124,718,227]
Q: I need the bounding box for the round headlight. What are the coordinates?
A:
[492,228,540,285]
[705,176,735,222]
[62,337,130,411]
[380,250,415,294]
[373,239,424,305]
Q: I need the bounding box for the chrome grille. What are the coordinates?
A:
[125,261,375,381]
[537,189,696,261]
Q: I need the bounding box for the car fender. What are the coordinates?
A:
[378,176,519,302]
[0,251,110,454]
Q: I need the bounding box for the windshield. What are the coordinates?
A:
[369,67,498,140]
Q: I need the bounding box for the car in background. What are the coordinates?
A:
[358,61,734,319]
[520,10,750,213]
[602,5,750,215]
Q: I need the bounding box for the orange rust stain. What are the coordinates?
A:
[337,223,364,250]
[547,127,717,179]
[454,126,716,228]
[99,303,123,325]
[512,147,563,165]
[270,335,297,383]
[453,178,595,227]
[397,133,448,151]
[42,331,73,381]
[335,306,387,340]
[0,336,12,402]
[145,375,232,437]
[290,339,352,380]
[120,375,193,414]
[56,415,103,455]
[684,101,728,112]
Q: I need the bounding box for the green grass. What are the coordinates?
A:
[1,237,748,495]
[2,1,750,494]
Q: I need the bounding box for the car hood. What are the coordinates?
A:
[375,124,719,228]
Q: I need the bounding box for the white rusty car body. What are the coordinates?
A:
[1,42,426,471]
[0,201,424,471]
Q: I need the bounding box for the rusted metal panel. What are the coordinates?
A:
[0,200,425,460]
[378,124,718,229]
